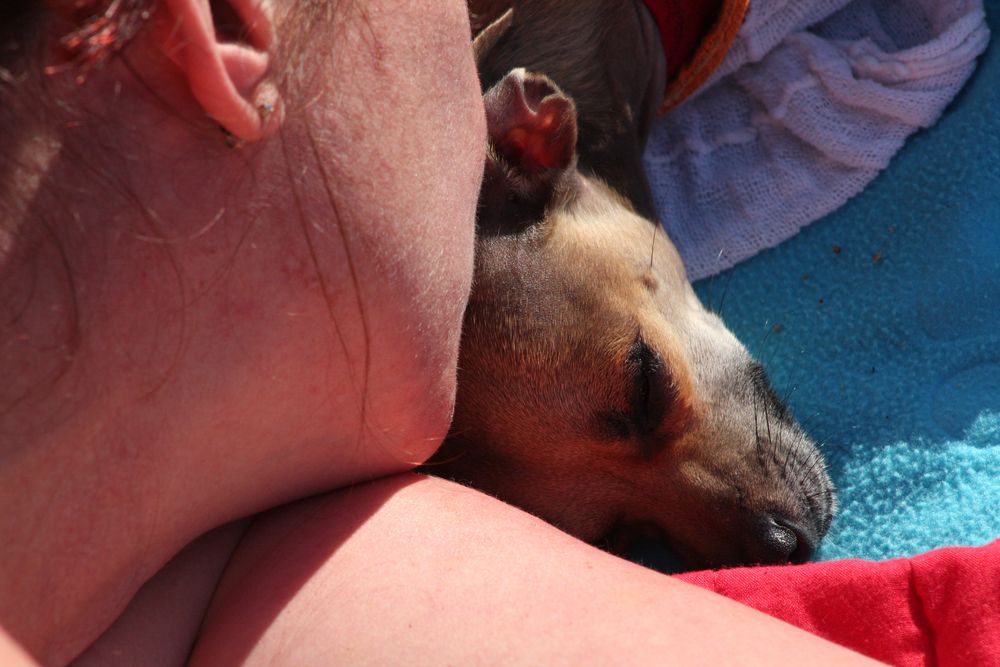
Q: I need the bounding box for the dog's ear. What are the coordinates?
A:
[477,68,577,231]
[479,68,577,223]
[485,68,576,173]
[472,7,513,66]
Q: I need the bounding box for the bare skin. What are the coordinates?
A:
[1,0,880,665]
[1,0,481,662]
[189,475,881,666]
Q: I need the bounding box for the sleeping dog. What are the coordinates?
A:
[425,0,836,570]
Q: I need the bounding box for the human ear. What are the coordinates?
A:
[156,0,281,141]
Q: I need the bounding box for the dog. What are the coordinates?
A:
[424,0,836,571]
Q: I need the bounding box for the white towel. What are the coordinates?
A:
[644,0,990,280]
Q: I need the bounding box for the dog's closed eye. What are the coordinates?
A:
[592,335,683,457]
[627,336,668,436]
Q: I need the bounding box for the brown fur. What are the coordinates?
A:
[425,0,835,570]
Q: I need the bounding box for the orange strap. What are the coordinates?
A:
[644,0,750,114]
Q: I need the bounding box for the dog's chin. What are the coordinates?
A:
[601,519,774,573]
[600,520,699,573]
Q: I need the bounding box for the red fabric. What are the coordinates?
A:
[677,540,1000,665]
[642,0,722,78]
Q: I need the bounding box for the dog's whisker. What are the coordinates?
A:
[648,221,656,274]
[704,248,727,314]
[716,269,734,318]
[757,324,776,361]
[762,395,775,465]
[753,383,764,467]
[778,385,797,477]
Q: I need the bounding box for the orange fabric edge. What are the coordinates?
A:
[658,0,750,115]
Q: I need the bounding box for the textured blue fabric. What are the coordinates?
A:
[692,0,1000,562]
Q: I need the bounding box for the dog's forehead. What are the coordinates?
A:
[553,177,691,293]
[470,183,712,364]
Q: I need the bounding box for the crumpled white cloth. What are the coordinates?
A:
[644,0,990,280]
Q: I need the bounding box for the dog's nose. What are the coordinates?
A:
[747,516,816,565]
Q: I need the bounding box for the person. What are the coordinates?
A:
[0,0,879,664]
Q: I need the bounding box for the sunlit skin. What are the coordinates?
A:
[1,0,877,665]
[1,0,482,661]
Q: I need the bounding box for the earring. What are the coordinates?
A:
[257,101,274,123]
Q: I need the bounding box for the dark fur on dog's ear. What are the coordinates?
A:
[478,68,578,234]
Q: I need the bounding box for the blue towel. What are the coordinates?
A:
[691,0,1000,561]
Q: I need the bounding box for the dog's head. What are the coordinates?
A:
[431,8,835,570]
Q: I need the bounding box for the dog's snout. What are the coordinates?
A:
[782,518,817,564]
[748,515,816,565]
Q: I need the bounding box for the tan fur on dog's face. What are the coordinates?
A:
[435,172,833,569]
[427,3,834,570]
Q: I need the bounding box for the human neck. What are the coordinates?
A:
[0,51,254,664]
